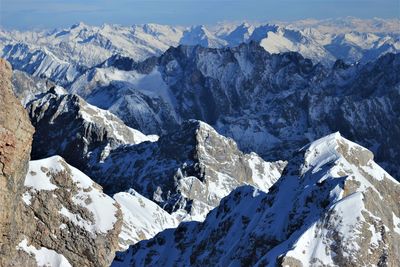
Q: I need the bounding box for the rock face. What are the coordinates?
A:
[18,156,124,267]
[125,133,400,266]
[27,89,158,170]
[14,156,177,267]
[71,45,400,179]
[91,120,285,221]
[0,58,35,266]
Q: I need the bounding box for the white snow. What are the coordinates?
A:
[24,158,61,191]
[368,224,381,249]
[393,212,400,235]
[285,223,335,266]
[22,191,32,205]
[247,153,283,193]
[17,238,72,267]
[114,189,178,249]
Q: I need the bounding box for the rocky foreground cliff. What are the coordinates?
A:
[0,58,35,266]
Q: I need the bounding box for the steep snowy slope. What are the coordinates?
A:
[115,189,178,249]
[257,27,335,64]
[124,133,400,267]
[2,42,84,86]
[19,156,123,267]
[27,88,158,170]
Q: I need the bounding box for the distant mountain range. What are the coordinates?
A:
[1,18,399,85]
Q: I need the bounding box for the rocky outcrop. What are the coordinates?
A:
[9,154,177,267]
[0,58,35,266]
[124,133,400,266]
[90,120,286,221]
[27,89,158,170]
[17,156,124,267]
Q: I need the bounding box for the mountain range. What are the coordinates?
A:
[1,18,399,86]
[0,17,399,267]
[22,42,398,180]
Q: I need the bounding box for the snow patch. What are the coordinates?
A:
[17,238,72,267]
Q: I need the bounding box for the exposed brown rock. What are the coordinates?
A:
[19,158,124,267]
[0,58,35,266]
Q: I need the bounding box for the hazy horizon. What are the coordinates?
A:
[1,0,399,30]
[0,17,399,32]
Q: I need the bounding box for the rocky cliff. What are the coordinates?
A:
[0,58,35,266]
[18,156,124,266]
[27,89,158,170]
[14,154,178,267]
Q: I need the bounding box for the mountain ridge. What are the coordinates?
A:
[121,132,400,266]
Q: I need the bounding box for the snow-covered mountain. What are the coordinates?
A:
[89,119,285,221]
[1,18,398,85]
[61,43,400,180]
[1,18,399,267]
[115,189,178,250]
[284,17,400,34]
[28,90,285,221]
[20,156,123,267]
[121,132,400,266]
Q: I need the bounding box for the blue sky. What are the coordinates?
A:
[0,0,399,30]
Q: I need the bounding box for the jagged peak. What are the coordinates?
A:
[183,119,214,131]
[70,22,88,30]
[300,132,374,175]
[176,120,233,146]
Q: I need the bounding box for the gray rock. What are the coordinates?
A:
[27,89,157,170]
